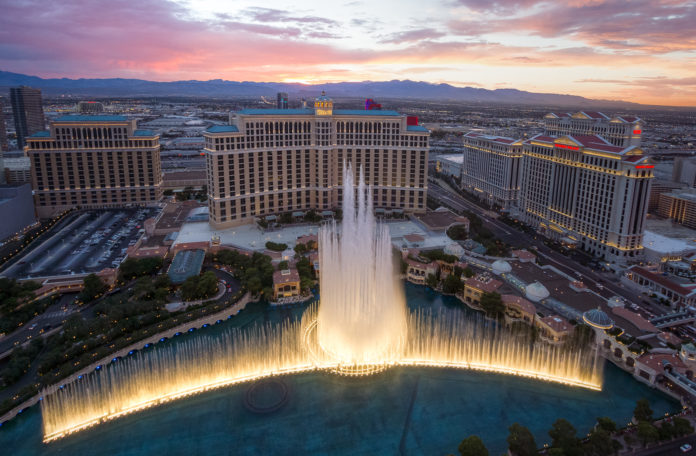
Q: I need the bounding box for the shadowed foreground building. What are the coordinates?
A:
[26,115,162,217]
[204,92,429,228]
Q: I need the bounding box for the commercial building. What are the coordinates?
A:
[203,92,429,229]
[3,156,31,184]
[77,101,105,114]
[276,93,288,110]
[26,115,162,217]
[672,157,696,187]
[657,190,696,229]
[460,132,522,209]
[518,134,653,262]
[0,183,36,241]
[10,86,45,149]
[435,154,462,179]
[543,111,642,148]
[649,179,684,212]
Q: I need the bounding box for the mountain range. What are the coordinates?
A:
[0,71,639,108]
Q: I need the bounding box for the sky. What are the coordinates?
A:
[0,0,695,106]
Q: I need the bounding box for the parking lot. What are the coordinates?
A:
[1,208,160,279]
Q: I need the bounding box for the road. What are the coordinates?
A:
[428,181,667,318]
[628,433,696,455]
[0,293,78,356]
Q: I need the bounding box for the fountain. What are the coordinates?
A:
[39,164,603,443]
[315,164,407,373]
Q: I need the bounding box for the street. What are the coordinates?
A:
[0,293,78,357]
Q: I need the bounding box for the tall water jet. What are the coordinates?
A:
[316,163,407,370]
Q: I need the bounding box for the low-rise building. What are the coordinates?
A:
[0,183,36,241]
[624,266,696,307]
[463,274,503,306]
[273,269,301,300]
[405,257,438,285]
[536,315,572,342]
[435,154,463,179]
[502,294,536,324]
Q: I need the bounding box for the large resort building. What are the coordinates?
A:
[452,110,652,263]
[26,115,162,217]
[543,111,643,148]
[460,132,522,210]
[204,93,430,229]
[518,134,653,261]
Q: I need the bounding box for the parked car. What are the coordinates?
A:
[681,443,693,453]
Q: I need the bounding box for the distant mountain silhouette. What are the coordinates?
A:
[0,71,640,107]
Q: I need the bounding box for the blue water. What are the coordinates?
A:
[0,283,680,455]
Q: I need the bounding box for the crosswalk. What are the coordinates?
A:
[38,309,76,321]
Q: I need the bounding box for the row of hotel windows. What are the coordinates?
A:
[37,189,159,206]
[208,136,427,151]
[28,139,158,149]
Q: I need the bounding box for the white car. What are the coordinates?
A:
[681,443,693,453]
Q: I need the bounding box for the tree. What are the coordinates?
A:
[79,273,107,303]
[507,423,537,456]
[633,398,653,423]
[426,273,438,289]
[584,429,618,456]
[265,241,288,252]
[458,435,488,456]
[658,421,674,441]
[596,416,617,433]
[636,421,659,447]
[672,416,694,437]
[277,261,289,270]
[447,224,468,241]
[463,267,474,278]
[549,418,582,456]
[442,274,464,294]
[480,292,505,319]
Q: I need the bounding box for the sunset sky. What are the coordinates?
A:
[1,0,695,106]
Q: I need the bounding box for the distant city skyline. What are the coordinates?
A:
[0,0,694,106]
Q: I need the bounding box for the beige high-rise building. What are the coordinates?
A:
[461,132,522,210]
[544,111,643,148]
[26,115,162,217]
[519,134,653,262]
[204,93,429,229]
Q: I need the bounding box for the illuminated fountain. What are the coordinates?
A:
[40,164,603,443]
[314,164,407,373]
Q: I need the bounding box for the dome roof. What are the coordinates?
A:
[582,308,614,329]
[525,281,549,302]
[491,260,512,275]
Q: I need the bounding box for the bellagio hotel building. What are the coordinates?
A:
[26,115,162,218]
[204,93,429,229]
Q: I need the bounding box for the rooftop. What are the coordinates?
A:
[28,130,50,138]
[539,315,572,333]
[206,125,240,133]
[133,129,155,137]
[54,115,128,122]
[406,125,428,132]
[439,154,464,164]
[273,268,300,285]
